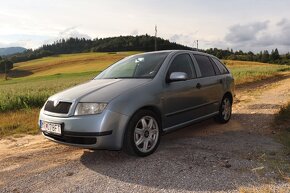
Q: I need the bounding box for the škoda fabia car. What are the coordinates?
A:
[39,50,234,156]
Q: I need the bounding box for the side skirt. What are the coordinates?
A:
[162,111,219,133]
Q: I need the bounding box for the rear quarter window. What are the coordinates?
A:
[212,58,229,74]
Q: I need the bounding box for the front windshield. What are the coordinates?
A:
[95,52,169,79]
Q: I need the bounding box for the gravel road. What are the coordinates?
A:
[0,74,289,193]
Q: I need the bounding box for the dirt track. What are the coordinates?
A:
[0,74,290,193]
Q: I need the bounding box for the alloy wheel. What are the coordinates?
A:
[222,98,232,121]
[134,116,159,153]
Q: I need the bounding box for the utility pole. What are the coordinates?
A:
[155,25,157,51]
[193,40,199,51]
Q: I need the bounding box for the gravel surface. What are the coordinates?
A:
[0,74,290,193]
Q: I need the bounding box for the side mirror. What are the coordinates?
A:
[168,72,188,82]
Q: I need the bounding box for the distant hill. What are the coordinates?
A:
[8,35,192,63]
[6,35,289,65]
[0,47,27,56]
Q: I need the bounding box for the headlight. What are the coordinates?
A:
[74,103,107,115]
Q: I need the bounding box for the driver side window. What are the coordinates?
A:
[167,54,196,79]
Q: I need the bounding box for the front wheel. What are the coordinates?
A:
[123,110,161,157]
[216,96,232,123]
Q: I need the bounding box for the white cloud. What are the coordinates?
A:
[130,29,139,36]
[225,21,269,43]
[198,19,290,53]
[58,27,91,40]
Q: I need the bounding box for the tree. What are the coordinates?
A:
[0,60,13,80]
[270,48,280,61]
[261,50,270,63]
[247,51,254,61]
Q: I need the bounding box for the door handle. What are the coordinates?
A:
[196,83,202,89]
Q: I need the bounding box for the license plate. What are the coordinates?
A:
[41,121,62,135]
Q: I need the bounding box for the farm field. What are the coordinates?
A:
[0,52,290,137]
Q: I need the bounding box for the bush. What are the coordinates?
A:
[0,60,13,73]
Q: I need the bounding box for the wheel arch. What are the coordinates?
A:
[223,92,233,103]
[133,105,163,128]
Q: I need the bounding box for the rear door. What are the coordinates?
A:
[191,54,223,116]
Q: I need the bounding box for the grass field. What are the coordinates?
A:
[0,52,137,113]
[11,52,140,77]
[0,52,290,137]
[224,60,290,85]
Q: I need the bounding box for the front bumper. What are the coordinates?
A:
[38,109,130,150]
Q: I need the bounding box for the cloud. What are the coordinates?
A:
[169,32,199,47]
[276,18,290,46]
[252,19,290,47]
[41,27,92,47]
[215,19,290,53]
[57,27,91,40]
[130,29,139,36]
[225,21,269,43]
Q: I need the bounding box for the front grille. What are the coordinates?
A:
[44,133,97,145]
[44,100,72,114]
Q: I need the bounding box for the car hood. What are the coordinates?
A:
[49,79,151,103]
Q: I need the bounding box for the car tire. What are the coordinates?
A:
[123,110,161,157]
[215,95,232,123]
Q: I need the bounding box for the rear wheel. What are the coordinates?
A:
[123,110,161,157]
[216,96,232,123]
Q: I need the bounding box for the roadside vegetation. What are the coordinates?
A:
[275,102,290,152]
[0,52,290,137]
[267,102,290,183]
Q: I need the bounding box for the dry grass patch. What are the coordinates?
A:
[0,109,40,138]
[239,185,289,193]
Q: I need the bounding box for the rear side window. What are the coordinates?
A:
[194,55,215,77]
[168,54,196,79]
[212,58,229,74]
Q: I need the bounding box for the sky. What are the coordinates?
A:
[0,0,290,53]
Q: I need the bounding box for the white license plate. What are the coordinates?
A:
[41,121,62,135]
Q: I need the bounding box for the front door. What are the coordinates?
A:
[163,53,204,129]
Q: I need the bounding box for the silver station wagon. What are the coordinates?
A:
[39,50,234,156]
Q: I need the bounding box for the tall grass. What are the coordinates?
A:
[0,72,97,112]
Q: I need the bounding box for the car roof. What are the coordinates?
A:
[139,50,218,59]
